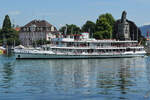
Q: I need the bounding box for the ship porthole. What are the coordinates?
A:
[18,55,20,58]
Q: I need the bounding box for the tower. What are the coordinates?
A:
[118,11,130,40]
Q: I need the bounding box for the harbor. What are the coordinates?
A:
[0,10,148,59]
[1,0,150,100]
[0,55,150,100]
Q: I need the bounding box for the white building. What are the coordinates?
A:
[19,20,59,46]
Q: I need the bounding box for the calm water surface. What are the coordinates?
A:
[0,55,150,100]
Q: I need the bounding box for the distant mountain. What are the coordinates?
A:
[139,25,150,38]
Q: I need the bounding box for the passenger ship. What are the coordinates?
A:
[14,33,146,59]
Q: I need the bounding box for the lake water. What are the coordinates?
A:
[0,55,150,100]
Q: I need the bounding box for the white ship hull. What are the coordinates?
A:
[14,39,146,59]
[15,52,146,59]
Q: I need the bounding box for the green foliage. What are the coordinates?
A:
[94,17,112,39]
[0,29,20,46]
[59,24,81,35]
[0,39,2,46]
[139,37,146,46]
[94,13,115,39]
[35,39,50,46]
[2,15,11,30]
[94,31,103,39]
[99,13,115,27]
[0,15,20,46]
[81,21,96,38]
[36,40,44,45]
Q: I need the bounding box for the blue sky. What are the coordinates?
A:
[0,0,150,29]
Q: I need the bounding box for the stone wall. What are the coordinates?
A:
[113,19,143,41]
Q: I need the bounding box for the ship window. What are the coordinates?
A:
[126,48,130,51]
[18,55,20,58]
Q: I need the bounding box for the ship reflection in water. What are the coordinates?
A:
[0,56,150,100]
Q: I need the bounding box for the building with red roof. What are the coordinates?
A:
[19,20,59,46]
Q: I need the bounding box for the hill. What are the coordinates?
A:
[139,25,150,38]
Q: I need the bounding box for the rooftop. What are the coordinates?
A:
[24,20,53,27]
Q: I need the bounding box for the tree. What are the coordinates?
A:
[2,15,11,31]
[81,21,96,38]
[59,24,81,35]
[0,15,20,46]
[94,13,115,39]
[98,13,115,28]
[94,17,112,39]
[94,31,103,39]
[35,39,50,46]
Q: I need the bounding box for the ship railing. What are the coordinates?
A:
[55,51,127,55]
[50,46,144,49]
[50,44,144,48]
